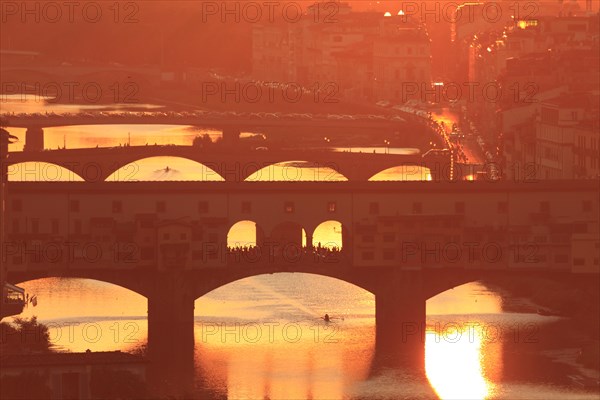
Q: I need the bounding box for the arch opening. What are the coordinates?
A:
[8,277,147,353]
[368,165,432,181]
[227,220,263,248]
[194,272,375,399]
[7,162,85,182]
[244,160,348,182]
[312,220,345,250]
[105,156,225,181]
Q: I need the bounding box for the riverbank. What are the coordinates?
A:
[482,276,600,389]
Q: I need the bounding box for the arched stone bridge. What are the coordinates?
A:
[3,179,598,382]
[6,145,450,182]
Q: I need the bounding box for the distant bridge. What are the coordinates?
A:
[6,145,449,182]
[1,112,443,164]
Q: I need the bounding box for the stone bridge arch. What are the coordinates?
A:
[104,156,226,182]
[243,160,348,182]
[6,161,85,182]
[7,270,151,298]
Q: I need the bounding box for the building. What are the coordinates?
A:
[535,94,599,179]
[502,92,599,180]
[4,181,599,274]
[251,3,433,103]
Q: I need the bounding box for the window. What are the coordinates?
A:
[573,258,585,266]
[69,199,79,212]
[498,201,508,214]
[327,202,337,213]
[455,202,465,214]
[180,233,187,240]
[284,201,295,213]
[362,251,374,260]
[198,201,209,214]
[369,202,379,215]
[156,201,166,213]
[241,201,251,214]
[163,233,170,240]
[112,201,122,213]
[12,199,22,212]
[52,219,59,234]
[412,202,422,214]
[571,111,578,121]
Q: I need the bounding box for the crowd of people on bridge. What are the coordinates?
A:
[227,243,344,264]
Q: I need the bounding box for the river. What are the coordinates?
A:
[3,97,599,399]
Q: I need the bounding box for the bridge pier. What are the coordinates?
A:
[374,272,426,370]
[24,127,44,152]
[146,275,195,396]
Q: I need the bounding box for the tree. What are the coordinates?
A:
[0,317,52,354]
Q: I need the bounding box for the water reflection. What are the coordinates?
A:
[11,275,599,399]
[5,125,216,152]
[245,161,347,182]
[7,162,85,182]
[369,165,432,181]
[426,324,496,400]
[105,156,225,182]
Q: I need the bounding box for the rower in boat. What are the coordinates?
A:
[323,313,330,322]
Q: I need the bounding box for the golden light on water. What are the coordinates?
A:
[7,162,85,182]
[425,323,495,400]
[369,165,432,181]
[106,156,225,181]
[195,321,373,400]
[244,161,348,182]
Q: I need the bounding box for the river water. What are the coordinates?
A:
[3,97,599,399]
[14,277,598,400]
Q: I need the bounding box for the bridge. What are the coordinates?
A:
[6,145,450,182]
[3,179,598,390]
[0,111,440,152]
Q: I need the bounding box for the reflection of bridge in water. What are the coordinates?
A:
[7,145,448,182]
[4,179,598,393]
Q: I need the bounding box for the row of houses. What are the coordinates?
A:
[5,185,598,273]
[251,2,433,103]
